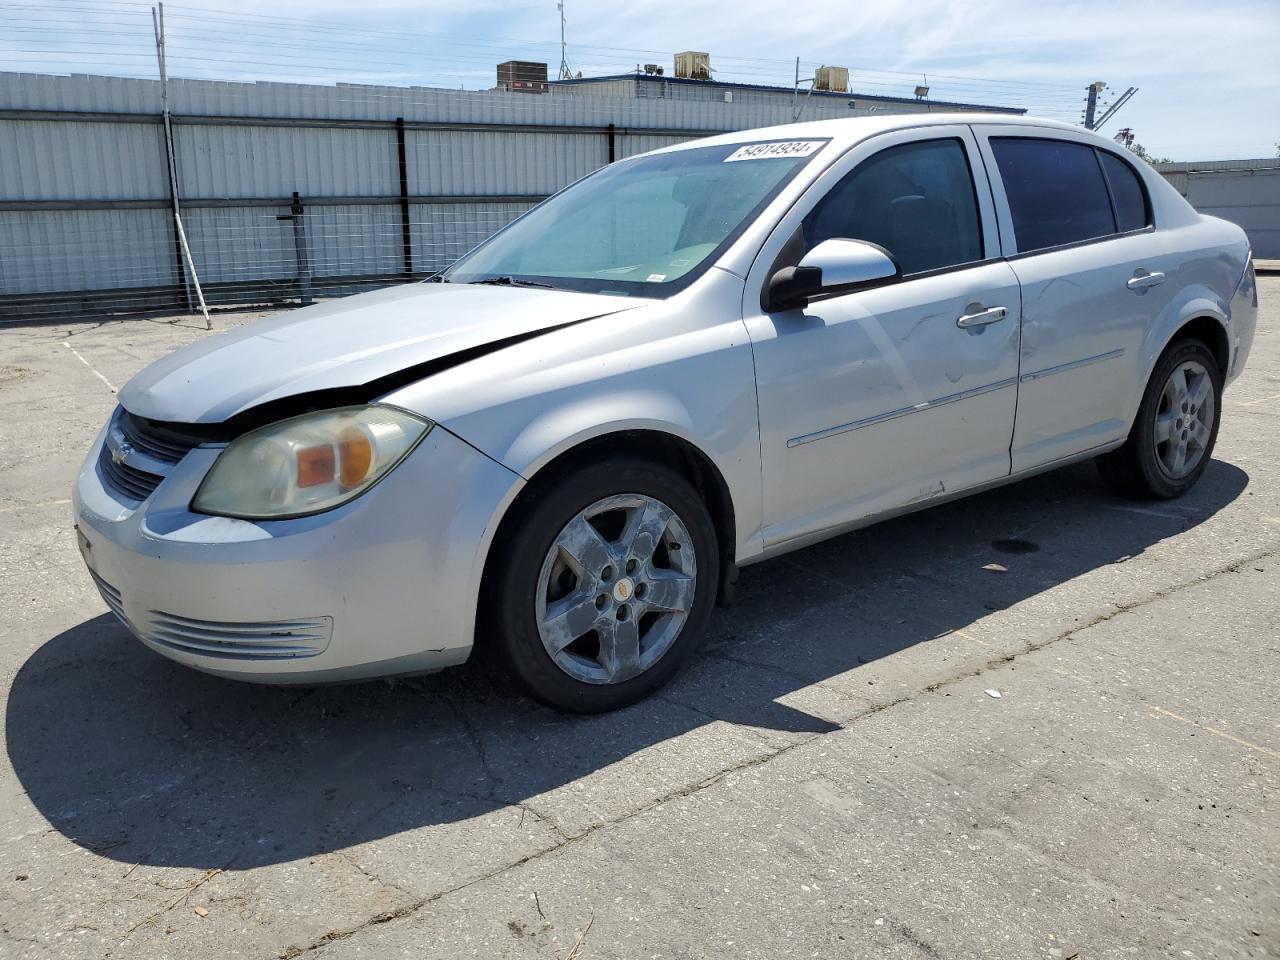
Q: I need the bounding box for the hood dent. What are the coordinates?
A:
[124,314,608,441]
[117,282,641,430]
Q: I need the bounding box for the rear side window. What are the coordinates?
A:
[991,138,1116,252]
[802,138,983,275]
[1098,150,1150,232]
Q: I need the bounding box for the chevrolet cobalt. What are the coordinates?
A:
[74,115,1258,712]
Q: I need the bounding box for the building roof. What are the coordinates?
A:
[549,72,1024,114]
[1153,158,1280,173]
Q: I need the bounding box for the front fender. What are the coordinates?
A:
[445,370,764,564]
[379,269,766,565]
[498,391,697,475]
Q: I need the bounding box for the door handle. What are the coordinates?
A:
[1127,270,1166,291]
[956,306,1008,328]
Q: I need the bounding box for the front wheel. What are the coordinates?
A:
[1096,339,1222,499]
[485,457,719,713]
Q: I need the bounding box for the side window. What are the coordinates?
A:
[801,138,984,276]
[990,138,1116,252]
[1098,150,1150,232]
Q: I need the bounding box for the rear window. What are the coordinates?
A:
[1098,150,1150,232]
[991,138,1116,252]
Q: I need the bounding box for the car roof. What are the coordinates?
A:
[648,113,1098,156]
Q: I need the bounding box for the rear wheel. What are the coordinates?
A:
[485,458,719,713]
[1096,339,1222,499]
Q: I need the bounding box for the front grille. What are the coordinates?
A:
[98,409,208,503]
[141,611,333,660]
[99,444,164,502]
[118,411,201,464]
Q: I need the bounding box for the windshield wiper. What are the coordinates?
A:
[469,275,555,289]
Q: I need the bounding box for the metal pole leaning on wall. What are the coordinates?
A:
[152,3,210,329]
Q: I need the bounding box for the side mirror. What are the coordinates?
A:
[764,238,900,312]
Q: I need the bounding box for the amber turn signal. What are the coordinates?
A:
[338,427,373,489]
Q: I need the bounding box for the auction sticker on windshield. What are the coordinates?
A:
[724,140,825,162]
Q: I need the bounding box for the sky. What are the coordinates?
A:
[7,0,1279,160]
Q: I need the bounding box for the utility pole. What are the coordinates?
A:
[152,3,210,328]
[793,57,799,119]
[791,57,814,122]
[1083,80,1105,129]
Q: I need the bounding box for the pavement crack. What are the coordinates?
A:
[333,849,416,901]
[277,846,552,959]
[436,692,503,793]
[430,694,575,839]
[124,864,229,935]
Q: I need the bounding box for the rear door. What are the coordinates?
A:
[743,126,1022,550]
[973,130,1178,471]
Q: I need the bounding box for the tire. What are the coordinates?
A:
[1096,338,1222,499]
[483,456,720,713]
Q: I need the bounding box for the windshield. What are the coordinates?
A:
[442,139,829,297]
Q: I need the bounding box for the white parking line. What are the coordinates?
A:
[1098,503,1198,521]
[1148,705,1280,759]
[62,341,117,394]
[0,498,72,515]
[1233,391,1280,407]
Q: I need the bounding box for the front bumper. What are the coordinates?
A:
[73,413,522,683]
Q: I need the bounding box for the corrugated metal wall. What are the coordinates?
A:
[1155,159,1280,259]
[0,70,1017,320]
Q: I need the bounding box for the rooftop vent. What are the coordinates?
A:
[497,60,549,94]
[674,51,711,80]
[814,66,849,93]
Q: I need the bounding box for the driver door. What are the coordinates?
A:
[742,126,1023,551]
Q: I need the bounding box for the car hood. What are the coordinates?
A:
[118,282,648,424]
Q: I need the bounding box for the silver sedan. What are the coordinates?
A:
[74,114,1258,712]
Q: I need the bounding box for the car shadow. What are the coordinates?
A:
[5,459,1249,870]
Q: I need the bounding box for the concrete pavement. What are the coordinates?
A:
[0,284,1277,959]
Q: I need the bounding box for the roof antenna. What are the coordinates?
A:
[557,2,573,80]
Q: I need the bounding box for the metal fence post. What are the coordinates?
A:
[395,117,413,276]
[276,192,312,306]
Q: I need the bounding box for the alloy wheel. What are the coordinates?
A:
[1154,358,1215,480]
[535,493,697,685]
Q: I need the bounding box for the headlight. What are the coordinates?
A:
[192,405,432,519]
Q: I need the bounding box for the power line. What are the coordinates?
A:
[0,0,1085,110]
